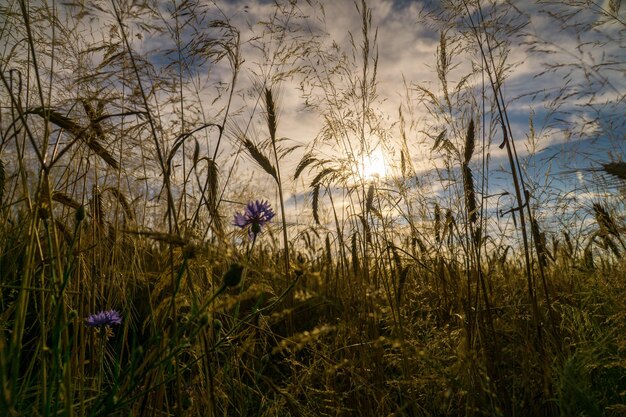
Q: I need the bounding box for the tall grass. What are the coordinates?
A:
[1,0,625,416]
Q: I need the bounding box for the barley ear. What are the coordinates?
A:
[85,138,120,170]
[444,209,455,245]
[122,230,187,246]
[563,231,574,257]
[365,183,375,214]
[295,153,317,180]
[82,100,106,141]
[310,168,336,226]
[325,233,333,266]
[359,214,371,244]
[193,139,200,167]
[265,88,277,143]
[29,107,119,170]
[593,203,619,237]
[531,218,548,267]
[52,192,82,211]
[351,233,360,276]
[584,238,595,270]
[462,164,477,224]
[397,266,409,306]
[105,187,136,222]
[54,219,73,243]
[91,185,104,225]
[205,157,223,234]
[434,203,441,244]
[602,235,621,257]
[602,162,626,181]
[432,129,446,151]
[463,119,475,165]
[241,136,278,181]
[312,183,321,225]
[310,167,335,189]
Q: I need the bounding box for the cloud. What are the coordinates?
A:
[5,0,622,232]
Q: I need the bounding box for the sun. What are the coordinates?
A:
[357,148,388,181]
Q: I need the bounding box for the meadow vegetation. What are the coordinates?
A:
[0,0,625,416]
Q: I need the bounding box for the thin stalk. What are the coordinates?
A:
[463,0,542,341]
[265,88,291,285]
[110,0,183,411]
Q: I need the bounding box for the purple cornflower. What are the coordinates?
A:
[85,309,122,327]
[233,199,275,237]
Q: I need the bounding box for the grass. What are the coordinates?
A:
[1,0,625,416]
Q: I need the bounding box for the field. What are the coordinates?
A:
[1,0,625,416]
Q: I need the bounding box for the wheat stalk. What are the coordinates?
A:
[462,120,478,226]
[0,158,6,207]
[91,185,104,225]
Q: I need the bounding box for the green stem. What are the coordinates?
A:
[232,236,256,321]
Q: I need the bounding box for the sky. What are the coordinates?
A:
[214,2,620,151]
[2,0,624,237]
[186,0,625,229]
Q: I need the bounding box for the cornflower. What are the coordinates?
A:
[85,309,122,327]
[233,199,275,238]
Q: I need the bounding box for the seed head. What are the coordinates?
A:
[76,205,86,222]
[223,263,244,287]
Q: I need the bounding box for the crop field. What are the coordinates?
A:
[0,0,625,416]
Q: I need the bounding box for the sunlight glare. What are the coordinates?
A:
[358,148,388,181]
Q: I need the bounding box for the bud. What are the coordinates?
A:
[182,243,197,260]
[199,313,210,327]
[38,204,49,220]
[222,263,244,287]
[76,205,86,222]
[213,319,222,333]
[182,395,193,410]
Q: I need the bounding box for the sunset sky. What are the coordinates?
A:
[3,0,623,230]
[190,0,624,223]
[205,2,620,161]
